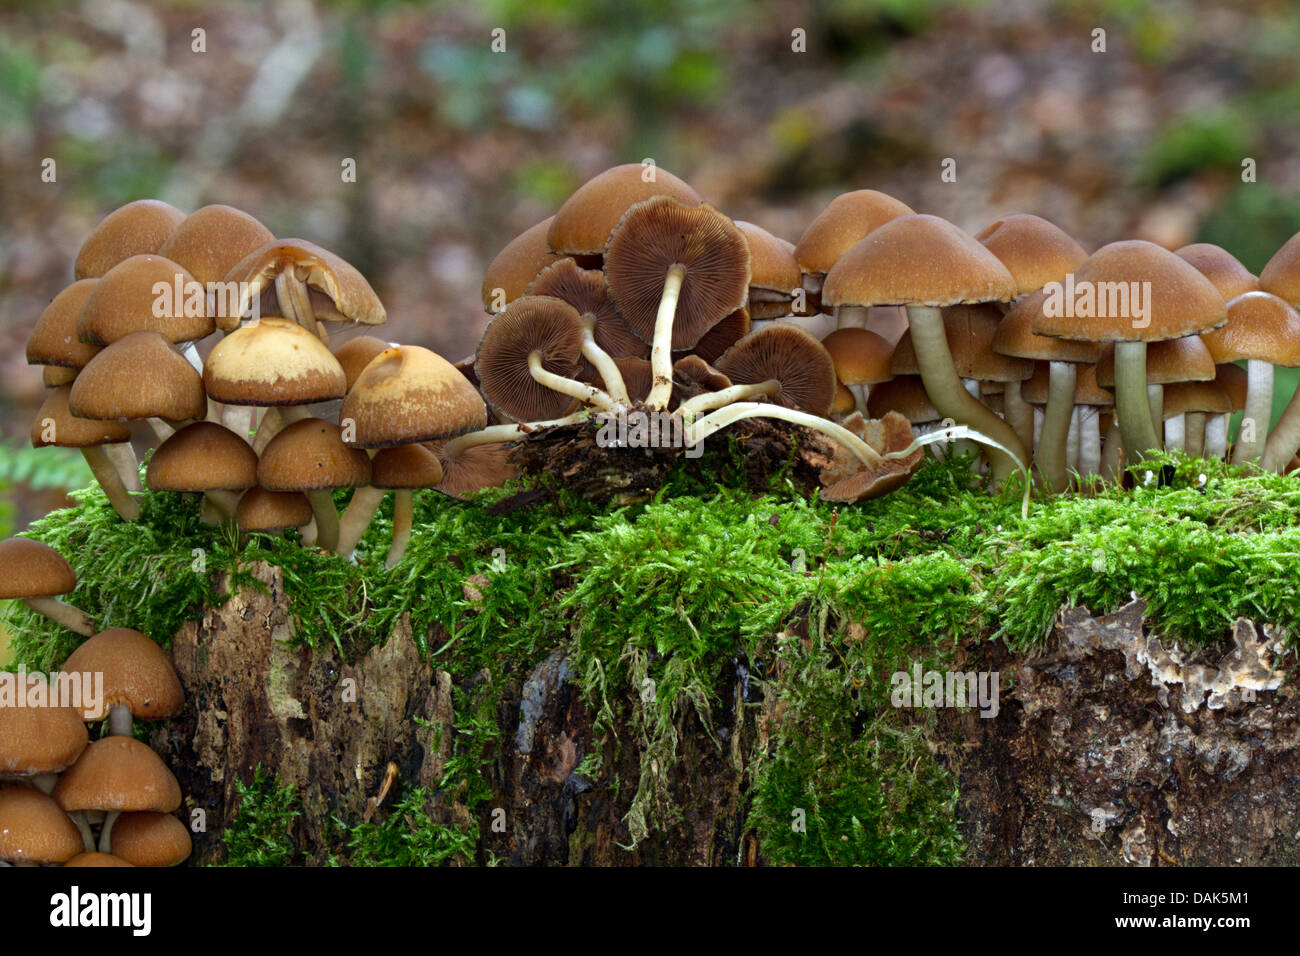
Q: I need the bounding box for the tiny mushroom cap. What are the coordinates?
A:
[1021,363,1115,406]
[258,419,372,492]
[604,197,751,349]
[53,737,182,815]
[823,214,1018,309]
[548,163,701,257]
[975,213,1088,296]
[1215,361,1248,411]
[77,254,212,345]
[31,386,132,448]
[993,290,1105,363]
[1200,291,1300,366]
[429,441,517,498]
[735,221,802,299]
[1095,334,1217,386]
[1259,230,1300,306]
[235,487,314,532]
[106,811,192,867]
[343,345,489,447]
[475,295,585,421]
[1175,243,1259,301]
[204,317,347,406]
[689,306,751,365]
[74,200,187,280]
[821,328,895,387]
[830,382,856,416]
[0,786,85,864]
[893,304,1035,382]
[156,204,276,286]
[334,335,393,392]
[672,354,733,407]
[64,852,134,867]
[526,257,646,359]
[44,365,78,387]
[714,324,838,415]
[868,375,941,424]
[0,673,89,778]
[1162,380,1232,419]
[69,331,207,422]
[146,422,259,492]
[482,216,562,312]
[793,189,916,282]
[25,279,102,370]
[62,628,184,723]
[371,444,444,489]
[0,537,79,603]
[821,412,925,503]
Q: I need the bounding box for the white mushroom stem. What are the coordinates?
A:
[1114,340,1162,458]
[847,383,871,418]
[305,489,341,553]
[276,271,319,337]
[221,401,252,436]
[882,424,1033,519]
[678,379,780,418]
[1165,413,1186,454]
[105,441,142,493]
[1066,406,1081,472]
[528,352,616,413]
[1147,385,1164,439]
[1261,389,1300,470]
[300,517,318,548]
[1184,412,1207,458]
[387,490,415,570]
[647,264,687,410]
[252,405,310,453]
[1233,358,1273,464]
[834,305,870,329]
[182,342,204,374]
[580,317,630,406]
[99,810,121,854]
[905,305,1027,483]
[440,412,591,458]
[1205,414,1230,460]
[148,418,175,442]
[336,485,387,558]
[205,489,241,520]
[82,445,139,521]
[21,595,94,636]
[108,703,134,737]
[1037,361,1077,494]
[1099,419,1124,482]
[71,811,95,853]
[1003,381,1035,459]
[1078,407,1101,477]
[31,774,57,795]
[684,402,884,468]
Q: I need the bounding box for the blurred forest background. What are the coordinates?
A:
[1,0,1299,605]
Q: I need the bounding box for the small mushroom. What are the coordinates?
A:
[31,386,139,521]
[547,163,701,260]
[62,628,184,737]
[257,419,371,553]
[102,811,192,867]
[482,216,562,312]
[0,538,95,636]
[0,671,89,793]
[146,421,260,519]
[74,200,186,280]
[53,736,182,854]
[0,785,84,866]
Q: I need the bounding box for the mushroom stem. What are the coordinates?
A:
[439,412,591,458]
[834,305,870,329]
[1067,406,1081,473]
[107,703,134,737]
[99,810,121,854]
[647,264,687,410]
[1003,381,1035,458]
[1260,390,1300,470]
[147,418,175,442]
[905,305,1028,482]
[104,441,143,493]
[1185,412,1206,458]
[1205,413,1230,460]
[1113,340,1162,458]
[31,773,57,796]
[300,517,318,548]
[21,595,94,636]
[386,490,415,570]
[335,485,388,558]
[1147,385,1164,438]
[1078,407,1101,477]
[82,445,140,521]
[304,489,341,553]
[848,383,870,418]
[71,811,95,854]
[528,352,616,413]
[580,317,630,406]
[1037,361,1077,494]
[276,271,319,337]
[1099,419,1124,482]
[1233,359,1273,464]
[684,402,884,467]
[203,489,241,522]
[251,407,284,454]
[677,379,781,418]
[1165,414,1186,454]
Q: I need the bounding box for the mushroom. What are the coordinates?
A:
[1021,363,1114,481]
[1161,380,1231,457]
[101,811,192,867]
[76,254,212,354]
[257,419,371,553]
[482,216,562,312]
[62,627,184,737]
[146,422,260,520]
[526,256,647,362]
[1096,334,1217,462]
[52,736,182,854]
[735,221,802,320]
[820,412,926,502]
[0,671,89,793]
[868,376,949,456]
[0,785,84,866]
[0,537,94,636]
[702,324,837,417]
[156,204,275,290]
[1205,362,1247,460]
[69,330,207,442]
[821,328,894,417]
[975,213,1088,299]
[429,440,518,498]
[1176,243,1260,301]
[688,306,751,365]
[74,199,186,280]
[31,386,139,521]
[335,335,394,391]
[341,445,444,568]
[235,486,315,542]
[547,163,701,263]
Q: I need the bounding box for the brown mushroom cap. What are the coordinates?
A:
[258,419,371,491]
[975,213,1088,295]
[830,382,856,416]
[429,441,517,498]
[26,279,102,369]
[821,328,895,386]
[822,214,1018,308]
[146,422,259,492]
[604,197,751,350]
[1199,291,1300,366]
[672,355,733,402]
[1095,334,1216,387]
[1033,240,1227,342]
[482,216,562,312]
[714,324,837,415]
[526,257,646,359]
[548,163,702,257]
[1175,243,1259,301]
[1215,362,1248,411]
[334,335,393,392]
[867,375,941,424]
[105,811,192,867]
[77,254,212,345]
[204,317,347,406]
[0,674,89,777]
[474,295,585,421]
[371,444,445,489]
[994,289,1106,363]
[64,851,135,867]
[62,628,184,722]
[689,306,751,365]
[1021,363,1114,406]
[892,304,1034,382]
[0,537,79,600]
[1259,230,1300,306]
[793,189,915,278]
[221,238,386,331]
[31,386,132,448]
[43,365,79,387]
[53,737,182,814]
[343,345,489,446]
[735,221,801,295]
[235,486,315,532]
[0,786,85,864]
[156,204,276,286]
[69,331,207,422]
[1162,380,1232,419]
[74,200,187,280]
[821,412,924,502]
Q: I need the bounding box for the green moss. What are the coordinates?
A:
[334,781,479,867]
[222,766,300,867]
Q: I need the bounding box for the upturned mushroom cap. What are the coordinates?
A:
[258,419,371,491]
[146,422,259,492]
[735,221,801,296]
[343,345,489,446]
[526,258,646,358]
[156,204,276,286]
[0,537,79,600]
[821,328,895,386]
[429,441,517,498]
[74,200,187,280]
[204,317,347,406]
[1162,380,1232,419]
[26,279,102,370]
[235,487,314,532]
[1175,243,1258,301]
[821,412,924,502]
[604,197,751,349]
[371,444,444,489]
[105,811,192,867]
[975,213,1088,296]
[793,189,915,279]
[77,254,212,345]
[822,214,1018,308]
[672,355,733,403]
[0,786,84,864]
[0,673,89,777]
[994,290,1105,363]
[1260,230,1300,306]
[892,304,1034,382]
[31,386,132,448]
[867,375,941,424]
[1199,291,1300,366]
[548,164,701,256]
[475,295,585,421]
[62,628,184,722]
[1021,363,1114,406]
[1033,240,1227,342]
[53,737,182,814]
[220,238,386,331]
[334,335,393,391]
[69,331,207,422]
[482,216,562,312]
[64,852,134,867]
[1095,334,1216,386]
[714,324,837,415]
